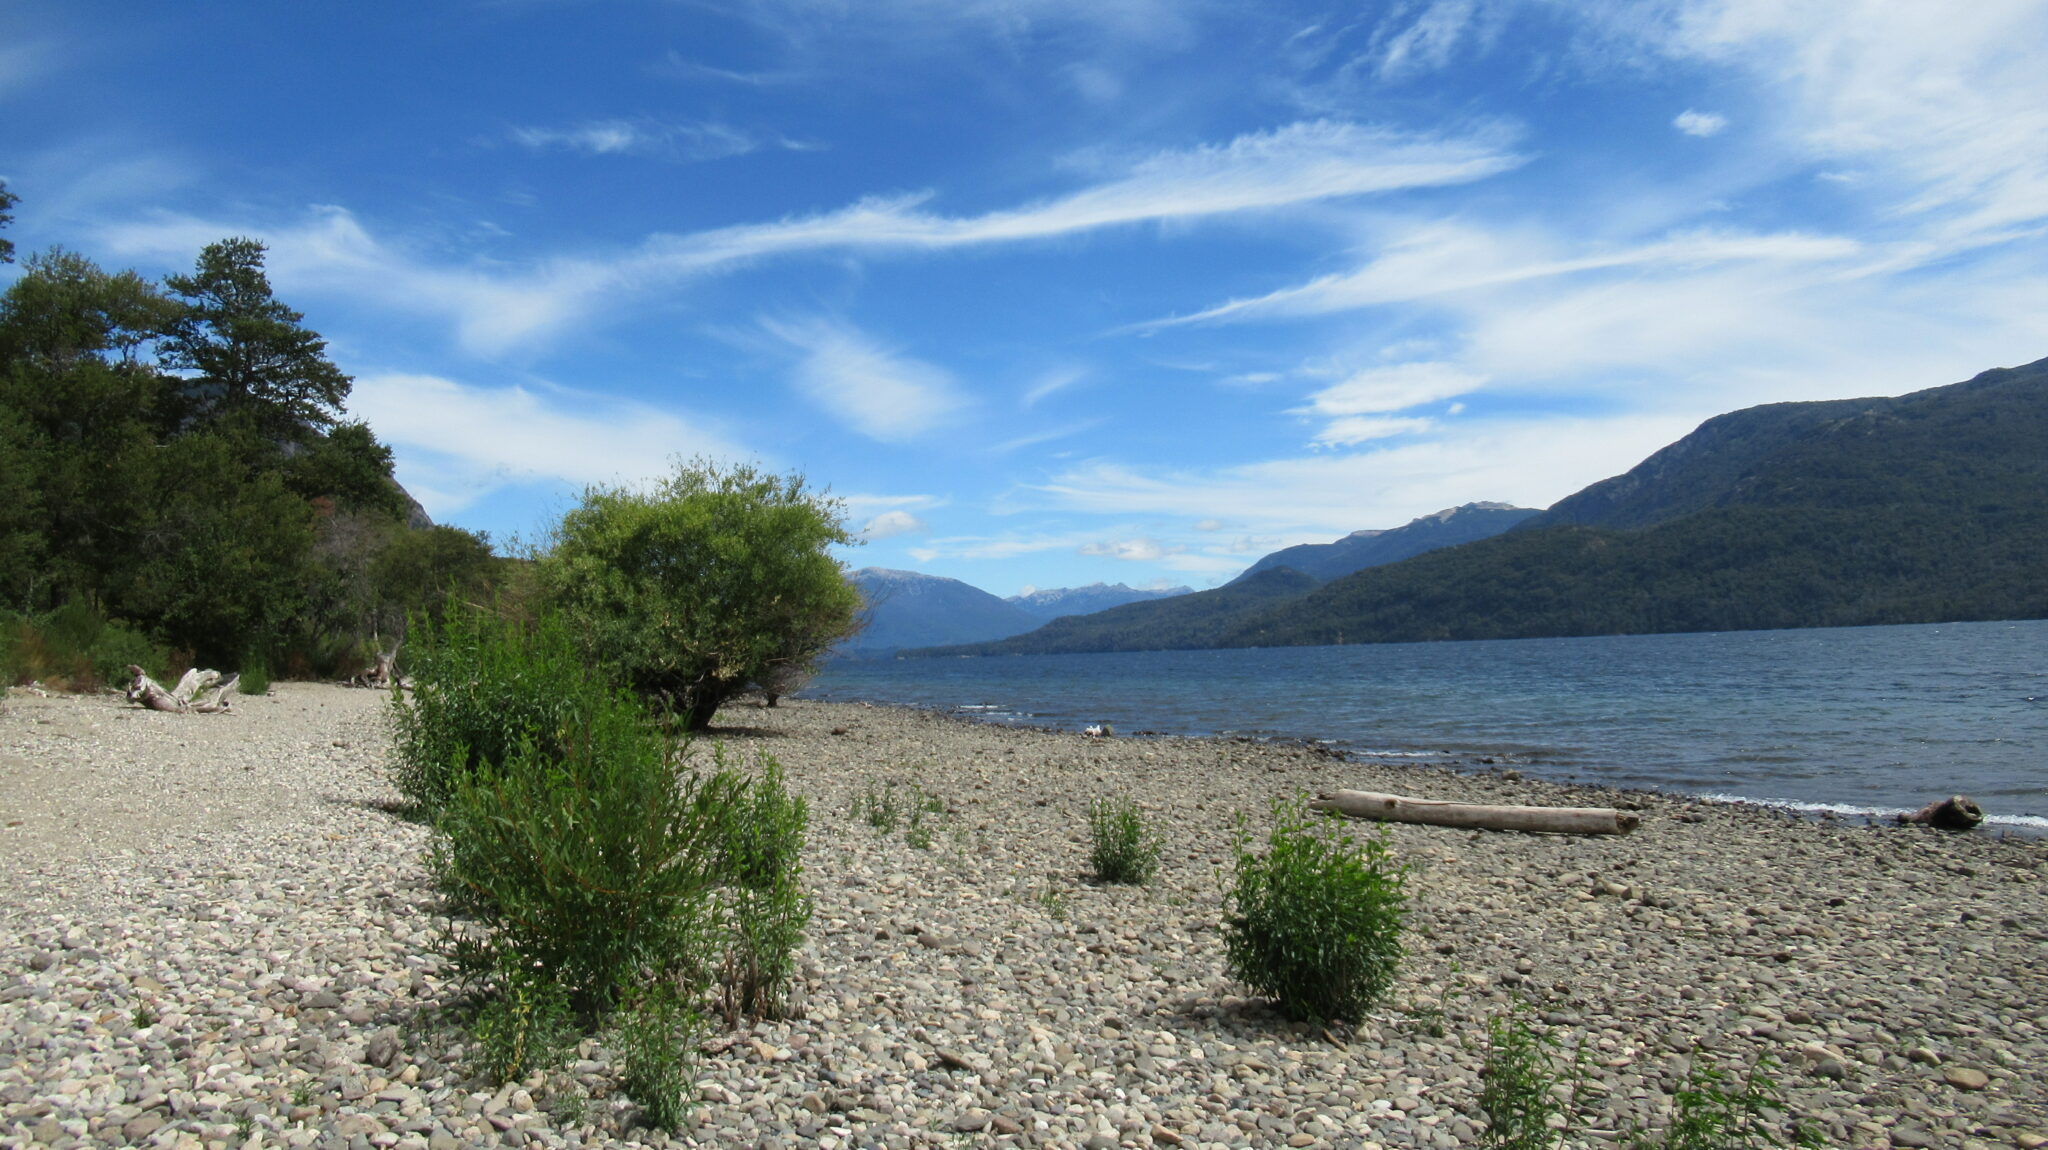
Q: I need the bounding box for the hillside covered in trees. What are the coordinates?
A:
[0,180,498,682]
[919,356,2048,655]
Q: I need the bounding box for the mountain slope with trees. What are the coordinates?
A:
[918,356,2048,655]
[1234,502,1537,582]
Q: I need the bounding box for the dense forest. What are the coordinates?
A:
[0,180,500,684]
[921,357,2048,656]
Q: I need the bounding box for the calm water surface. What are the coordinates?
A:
[807,620,2048,832]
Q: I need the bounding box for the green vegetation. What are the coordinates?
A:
[853,777,947,846]
[920,358,2048,655]
[1639,1060,1823,1150]
[1,602,167,691]
[540,460,863,730]
[1477,1004,1583,1150]
[710,753,813,1024]
[1223,795,1408,1024]
[0,193,500,686]
[1086,795,1164,884]
[401,608,815,1132]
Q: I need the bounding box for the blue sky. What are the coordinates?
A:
[5,1,2046,595]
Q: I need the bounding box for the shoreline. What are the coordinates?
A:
[802,688,2048,838]
[3,686,2045,1149]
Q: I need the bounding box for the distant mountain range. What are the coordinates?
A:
[916,355,2048,655]
[1234,502,1538,582]
[1007,582,1191,619]
[839,571,1189,655]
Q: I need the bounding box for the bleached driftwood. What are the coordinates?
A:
[126,666,240,714]
[1312,789,1641,836]
[1897,795,1983,830]
[348,644,400,689]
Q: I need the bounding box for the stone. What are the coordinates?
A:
[951,1109,992,1132]
[123,1113,166,1141]
[1944,1066,1990,1091]
[365,1028,403,1069]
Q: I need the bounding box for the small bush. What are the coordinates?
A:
[1087,795,1163,884]
[710,750,813,1024]
[466,951,575,1086]
[615,985,702,1134]
[236,653,270,697]
[1637,1058,1823,1150]
[0,603,169,690]
[1223,794,1409,1023]
[433,711,743,1008]
[853,778,945,847]
[388,606,621,816]
[1478,1004,1583,1150]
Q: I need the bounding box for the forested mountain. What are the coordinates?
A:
[917,356,2048,655]
[920,567,1319,656]
[1006,582,1191,619]
[1234,502,1537,582]
[0,186,498,681]
[843,568,1042,653]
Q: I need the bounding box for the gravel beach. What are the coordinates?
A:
[2,684,2044,1150]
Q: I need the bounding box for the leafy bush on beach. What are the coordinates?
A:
[1223,794,1408,1023]
[387,605,617,816]
[1634,1058,1823,1150]
[1087,795,1164,884]
[1477,1003,1585,1150]
[0,602,169,691]
[710,751,813,1024]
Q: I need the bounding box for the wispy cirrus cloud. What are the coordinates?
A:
[505,118,814,162]
[347,372,752,516]
[1651,0,2048,241]
[1153,223,1862,327]
[91,120,1521,355]
[762,316,965,442]
[1672,109,1727,137]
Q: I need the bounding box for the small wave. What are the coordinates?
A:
[1697,792,2048,833]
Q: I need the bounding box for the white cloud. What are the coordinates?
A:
[1157,222,1862,326]
[1078,537,1179,561]
[347,373,752,516]
[507,119,801,162]
[1296,362,1484,416]
[860,509,929,539]
[1673,109,1728,137]
[840,492,944,516]
[1653,0,2048,240]
[1374,0,1490,81]
[1028,412,1704,535]
[1311,415,1437,447]
[1022,366,1088,407]
[90,120,1520,355]
[762,317,965,441]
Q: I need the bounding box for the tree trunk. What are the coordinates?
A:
[1311,789,1641,836]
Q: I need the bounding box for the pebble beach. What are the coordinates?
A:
[2,683,2045,1150]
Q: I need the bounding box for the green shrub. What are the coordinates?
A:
[614,985,701,1134]
[1223,794,1409,1023]
[0,603,169,690]
[433,708,744,1009]
[853,777,945,846]
[235,653,270,696]
[1087,795,1163,884]
[465,950,575,1086]
[1478,1004,1583,1150]
[710,751,813,1024]
[1637,1058,1823,1150]
[388,606,620,815]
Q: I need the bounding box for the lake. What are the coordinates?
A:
[806,619,2048,833]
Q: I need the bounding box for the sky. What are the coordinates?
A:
[4,0,2047,595]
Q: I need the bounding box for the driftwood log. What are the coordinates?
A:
[1312,789,1641,836]
[125,666,240,714]
[348,646,400,689]
[1897,795,1984,830]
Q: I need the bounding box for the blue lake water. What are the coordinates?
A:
[806,620,2048,833]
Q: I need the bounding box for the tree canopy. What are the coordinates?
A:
[540,461,862,730]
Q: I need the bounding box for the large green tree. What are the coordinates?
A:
[540,460,862,730]
[161,238,352,440]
